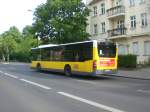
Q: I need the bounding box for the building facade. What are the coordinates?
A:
[86,0,150,64]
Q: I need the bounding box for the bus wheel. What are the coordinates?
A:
[36,63,41,71]
[64,65,71,76]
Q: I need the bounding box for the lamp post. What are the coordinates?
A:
[27,9,39,47]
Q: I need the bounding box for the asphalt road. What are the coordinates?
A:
[0,63,150,112]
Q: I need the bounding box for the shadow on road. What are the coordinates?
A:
[71,75,113,81]
[30,70,114,81]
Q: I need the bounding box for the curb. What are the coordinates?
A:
[104,74,150,80]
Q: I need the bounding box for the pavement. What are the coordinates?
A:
[111,67,150,80]
[1,62,150,80]
[0,62,150,112]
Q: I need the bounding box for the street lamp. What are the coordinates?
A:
[28,9,40,46]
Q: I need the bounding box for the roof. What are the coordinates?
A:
[38,44,57,48]
[31,39,108,49]
[89,0,102,6]
[31,44,58,50]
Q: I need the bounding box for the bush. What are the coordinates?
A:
[10,52,31,62]
[118,54,137,68]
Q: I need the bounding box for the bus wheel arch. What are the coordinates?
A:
[36,63,41,71]
[64,64,72,76]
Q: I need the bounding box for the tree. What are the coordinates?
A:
[7,26,22,42]
[32,0,90,44]
[13,26,37,62]
[0,31,17,62]
[22,25,34,38]
[0,26,37,62]
[0,26,22,62]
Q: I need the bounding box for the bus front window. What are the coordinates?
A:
[98,42,116,58]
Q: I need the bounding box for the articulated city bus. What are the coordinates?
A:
[31,40,118,76]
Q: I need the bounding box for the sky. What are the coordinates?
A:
[0,0,86,34]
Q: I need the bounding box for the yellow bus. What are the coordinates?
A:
[31,40,118,76]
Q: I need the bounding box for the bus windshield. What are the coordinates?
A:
[98,42,116,58]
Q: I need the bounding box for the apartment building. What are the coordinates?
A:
[86,0,150,64]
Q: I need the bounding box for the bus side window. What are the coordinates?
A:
[75,53,79,61]
[50,50,53,61]
[37,55,41,61]
[58,46,64,61]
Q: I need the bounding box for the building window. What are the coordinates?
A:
[116,0,123,6]
[141,13,147,27]
[101,22,105,33]
[93,6,97,16]
[118,45,128,55]
[140,0,145,4]
[132,42,139,55]
[101,3,105,15]
[130,16,136,29]
[117,20,125,34]
[93,24,98,35]
[144,41,150,55]
[129,0,135,6]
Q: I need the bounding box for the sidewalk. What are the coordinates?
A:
[0,62,30,65]
[112,67,150,80]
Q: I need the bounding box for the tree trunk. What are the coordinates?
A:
[2,54,5,62]
[7,54,9,62]
[6,47,9,62]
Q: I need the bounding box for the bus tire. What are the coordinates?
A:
[64,65,72,76]
[36,63,41,71]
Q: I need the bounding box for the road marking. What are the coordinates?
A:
[20,79,51,90]
[137,89,150,94]
[57,92,125,112]
[2,63,9,65]
[4,73,19,79]
[75,79,96,84]
[0,70,4,73]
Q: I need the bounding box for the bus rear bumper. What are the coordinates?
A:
[73,69,117,76]
[93,69,117,75]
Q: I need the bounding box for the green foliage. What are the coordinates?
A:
[32,0,90,44]
[12,26,37,62]
[22,25,34,38]
[0,27,19,61]
[0,25,37,62]
[12,37,37,62]
[118,55,137,68]
[7,26,22,42]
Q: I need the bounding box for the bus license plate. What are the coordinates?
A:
[105,70,110,72]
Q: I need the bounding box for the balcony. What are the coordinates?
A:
[107,5,125,19]
[108,28,127,38]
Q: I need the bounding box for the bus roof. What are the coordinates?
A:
[31,39,109,49]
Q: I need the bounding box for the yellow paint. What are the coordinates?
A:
[31,60,93,73]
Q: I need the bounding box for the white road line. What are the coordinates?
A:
[20,79,51,90]
[75,79,96,84]
[137,89,150,94]
[57,92,125,112]
[0,70,4,73]
[2,63,9,64]
[4,73,18,79]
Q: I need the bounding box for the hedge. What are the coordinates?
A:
[118,54,137,68]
